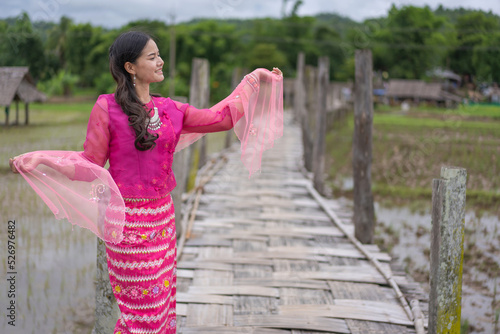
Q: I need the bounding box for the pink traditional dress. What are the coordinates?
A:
[14,69,283,334]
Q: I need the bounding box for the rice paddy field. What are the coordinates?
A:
[326,103,500,333]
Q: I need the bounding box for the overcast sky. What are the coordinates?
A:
[1,0,499,28]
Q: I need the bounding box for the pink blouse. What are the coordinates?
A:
[14,69,283,243]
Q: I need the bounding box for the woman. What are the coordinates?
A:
[10,31,283,334]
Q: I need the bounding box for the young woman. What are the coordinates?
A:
[9,31,283,334]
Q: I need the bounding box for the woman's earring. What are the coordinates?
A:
[133,75,136,87]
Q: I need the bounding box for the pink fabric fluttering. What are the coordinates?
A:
[12,68,283,242]
[175,68,284,176]
[14,151,126,244]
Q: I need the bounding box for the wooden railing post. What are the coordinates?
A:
[190,58,210,169]
[93,239,120,334]
[295,53,312,172]
[429,166,467,334]
[225,67,247,149]
[312,56,329,195]
[352,49,375,244]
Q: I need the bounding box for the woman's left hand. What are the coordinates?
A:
[271,67,283,77]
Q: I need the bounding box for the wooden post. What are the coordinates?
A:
[25,103,29,125]
[5,105,9,126]
[172,149,188,239]
[313,57,329,195]
[225,67,246,148]
[352,49,375,244]
[15,100,19,125]
[189,58,210,169]
[93,239,120,334]
[295,52,313,172]
[293,53,305,123]
[429,167,467,334]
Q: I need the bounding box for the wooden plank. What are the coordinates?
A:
[177,261,233,271]
[185,237,232,247]
[192,269,233,287]
[233,264,274,279]
[190,257,274,266]
[273,267,387,285]
[177,303,188,316]
[192,217,265,226]
[279,301,413,326]
[234,296,281,316]
[177,269,195,279]
[268,246,391,262]
[188,285,280,298]
[346,319,411,334]
[328,281,396,302]
[181,326,291,333]
[279,287,334,306]
[185,304,233,327]
[256,212,331,223]
[233,315,350,333]
[177,292,233,305]
[234,278,329,290]
[191,232,269,242]
[235,251,331,263]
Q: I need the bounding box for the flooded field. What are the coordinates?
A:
[375,202,500,334]
[1,173,96,334]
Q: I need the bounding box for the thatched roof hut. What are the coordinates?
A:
[0,66,47,125]
[385,79,462,107]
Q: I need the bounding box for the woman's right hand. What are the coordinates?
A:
[9,157,20,174]
[9,154,40,174]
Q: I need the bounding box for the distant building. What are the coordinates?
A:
[385,79,462,108]
[0,66,47,126]
[426,67,462,91]
[485,83,500,104]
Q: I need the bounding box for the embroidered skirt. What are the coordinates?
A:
[106,194,177,334]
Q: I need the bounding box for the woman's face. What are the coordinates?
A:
[129,39,164,86]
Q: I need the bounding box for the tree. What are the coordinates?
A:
[472,32,500,82]
[449,11,500,78]
[0,12,45,80]
[247,43,288,70]
[372,5,451,79]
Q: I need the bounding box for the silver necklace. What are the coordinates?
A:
[146,96,162,131]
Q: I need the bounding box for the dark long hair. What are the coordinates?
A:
[109,31,158,151]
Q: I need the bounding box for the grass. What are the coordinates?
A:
[326,104,500,216]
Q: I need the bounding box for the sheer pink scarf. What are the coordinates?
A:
[176,69,283,176]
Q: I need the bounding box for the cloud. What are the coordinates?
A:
[1,0,499,28]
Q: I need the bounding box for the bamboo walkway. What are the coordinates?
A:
[176,115,428,333]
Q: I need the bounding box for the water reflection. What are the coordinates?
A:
[1,212,96,334]
[375,203,500,334]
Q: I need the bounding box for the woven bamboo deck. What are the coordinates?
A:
[176,115,428,333]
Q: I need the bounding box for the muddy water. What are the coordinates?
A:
[1,209,96,334]
[375,203,500,334]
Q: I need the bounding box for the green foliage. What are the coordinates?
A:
[247,43,288,70]
[94,72,116,95]
[372,5,453,79]
[450,11,500,79]
[0,5,499,99]
[0,12,46,80]
[37,70,80,97]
